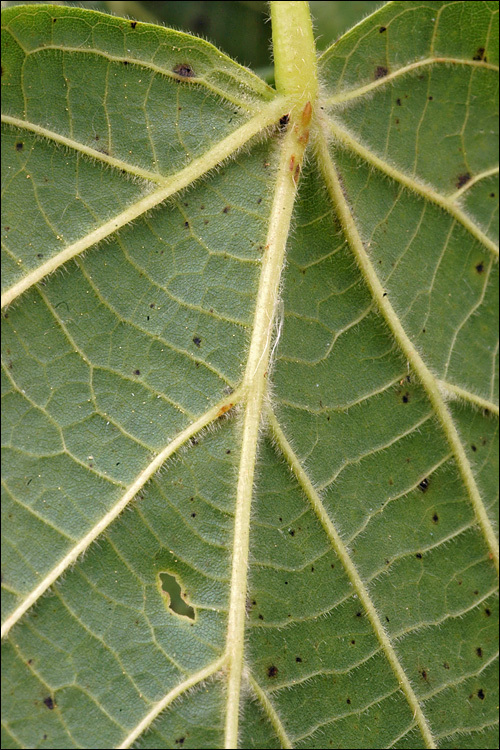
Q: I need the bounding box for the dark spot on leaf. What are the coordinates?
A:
[422,328,426,333]
[383,292,388,297]
[346,697,351,704]
[311,566,315,572]
[477,688,485,700]
[192,336,201,347]
[402,392,409,403]
[123,61,129,66]
[356,611,363,618]
[471,444,477,452]
[396,98,402,106]
[52,18,57,23]
[15,142,24,151]
[490,192,496,198]
[130,21,137,29]
[191,512,196,518]
[226,449,231,454]
[379,26,387,33]
[473,590,479,595]
[27,658,33,664]
[419,669,428,681]
[375,66,388,79]
[295,656,302,662]
[472,47,486,61]
[476,647,483,658]
[267,665,278,677]
[258,614,264,620]
[37,253,43,259]
[174,738,185,746]
[385,615,390,622]
[43,697,55,710]
[257,197,262,204]
[443,662,450,669]
[475,262,484,273]
[279,113,290,130]
[416,553,423,559]
[288,529,295,536]
[184,221,189,228]
[484,608,491,617]
[173,63,196,78]
[432,512,439,523]
[419,478,429,492]
[351,639,356,645]
[456,172,471,188]
[222,206,230,213]
[133,369,140,376]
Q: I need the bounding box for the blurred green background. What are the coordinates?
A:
[0,1,385,80]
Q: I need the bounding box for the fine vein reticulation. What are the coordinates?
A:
[1,2,498,749]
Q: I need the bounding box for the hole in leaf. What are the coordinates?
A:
[159,572,195,620]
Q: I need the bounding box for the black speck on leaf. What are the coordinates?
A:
[267,665,278,677]
[375,66,388,79]
[477,688,485,700]
[192,337,201,347]
[472,47,486,61]
[476,647,483,658]
[279,113,290,129]
[130,21,137,29]
[402,392,409,403]
[379,26,387,33]
[295,656,302,662]
[475,262,484,274]
[396,98,402,106]
[222,206,230,214]
[419,478,429,492]
[456,172,471,188]
[416,553,423,559]
[15,142,24,151]
[43,697,55,710]
[133,369,140,376]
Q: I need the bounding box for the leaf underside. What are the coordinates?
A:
[1,2,499,749]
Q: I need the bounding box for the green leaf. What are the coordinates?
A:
[1,2,498,749]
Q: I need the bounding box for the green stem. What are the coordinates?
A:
[271,1,318,102]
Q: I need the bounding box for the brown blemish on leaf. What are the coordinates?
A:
[43,697,55,710]
[456,172,471,188]
[173,63,196,78]
[15,142,24,151]
[293,164,301,184]
[192,336,201,347]
[472,47,487,61]
[379,26,387,33]
[301,101,312,128]
[222,206,230,213]
[289,154,296,172]
[475,262,484,274]
[216,403,233,418]
[130,21,137,29]
[267,665,278,677]
[375,66,388,79]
